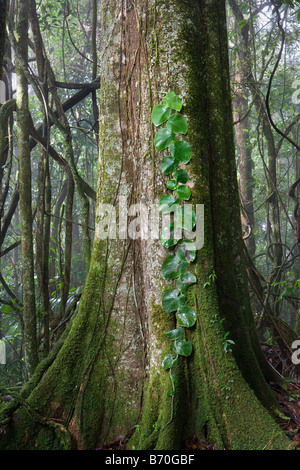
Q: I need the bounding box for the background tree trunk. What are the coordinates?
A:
[232,15,256,257]
[0,1,6,81]
[0,0,292,451]
[0,0,7,355]
[15,0,39,379]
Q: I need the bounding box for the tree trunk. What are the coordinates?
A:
[232,16,255,257]
[0,0,292,451]
[15,0,39,379]
[229,0,283,298]
[0,1,6,81]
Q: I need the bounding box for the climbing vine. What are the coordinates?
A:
[152,91,197,423]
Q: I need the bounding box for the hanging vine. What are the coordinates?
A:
[152,91,197,424]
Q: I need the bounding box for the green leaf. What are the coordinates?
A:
[175,185,191,201]
[161,223,177,248]
[161,155,180,175]
[160,222,181,248]
[162,255,180,280]
[178,293,187,306]
[176,240,197,263]
[166,114,188,134]
[167,179,178,190]
[162,354,178,370]
[174,169,189,184]
[159,194,179,213]
[177,306,196,328]
[154,128,175,151]
[176,278,189,293]
[152,104,172,126]
[174,206,196,231]
[165,326,184,340]
[176,272,197,292]
[163,91,183,111]
[174,339,193,357]
[180,272,197,285]
[170,141,192,164]
[162,256,187,280]
[162,289,180,313]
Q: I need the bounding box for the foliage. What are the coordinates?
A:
[152,91,197,425]
[0,0,99,386]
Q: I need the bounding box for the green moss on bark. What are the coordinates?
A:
[129,0,292,450]
[0,0,6,81]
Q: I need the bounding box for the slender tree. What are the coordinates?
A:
[229,0,283,284]
[231,13,256,257]
[0,0,7,357]
[0,0,293,450]
[0,1,6,79]
[15,0,39,378]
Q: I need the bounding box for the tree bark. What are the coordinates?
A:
[15,0,39,378]
[0,0,6,81]
[0,0,292,450]
[232,15,256,257]
[228,0,283,285]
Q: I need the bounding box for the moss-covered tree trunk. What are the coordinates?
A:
[229,0,283,292]
[15,0,39,379]
[0,1,6,81]
[0,0,293,450]
[232,15,255,257]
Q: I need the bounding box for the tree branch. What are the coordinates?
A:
[265,1,300,152]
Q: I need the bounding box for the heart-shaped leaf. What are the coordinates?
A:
[152,104,172,126]
[162,256,180,280]
[177,305,196,328]
[164,326,184,340]
[161,223,176,248]
[160,222,181,248]
[159,194,179,213]
[167,179,178,190]
[180,272,197,284]
[170,141,192,164]
[166,114,188,134]
[162,289,180,313]
[162,256,187,280]
[176,240,197,263]
[161,155,180,175]
[174,339,193,357]
[174,169,189,184]
[175,185,191,201]
[162,353,178,370]
[154,128,174,151]
[163,91,182,111]
[176,278,189,293]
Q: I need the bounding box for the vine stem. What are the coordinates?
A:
[152,91,196,429]
[164,359,177,428]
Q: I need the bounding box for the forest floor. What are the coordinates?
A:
[261,344,300,446]
[97,343,300,451]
